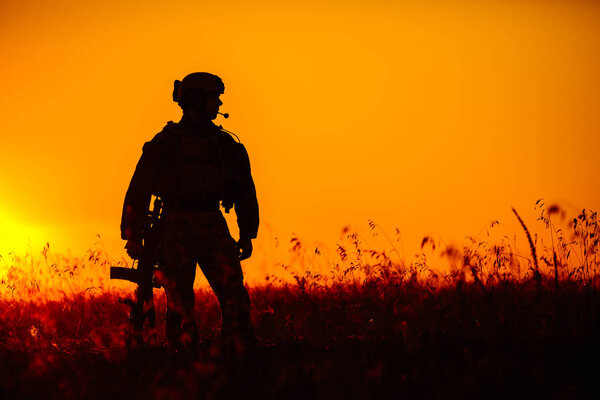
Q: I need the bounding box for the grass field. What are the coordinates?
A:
[1,203,598,399]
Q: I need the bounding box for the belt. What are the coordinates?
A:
[167,198,220,212]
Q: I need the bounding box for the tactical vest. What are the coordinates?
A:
[147,121,239,212]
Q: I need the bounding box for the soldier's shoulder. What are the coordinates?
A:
[216,125,243,146]
[155,121,184,140]
[144,121,182,149]
[218,127,252,168]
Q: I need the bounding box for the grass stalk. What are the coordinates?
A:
[512,207,541,286]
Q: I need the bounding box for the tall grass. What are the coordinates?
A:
[277,202,598,295]
[1,201,598,302]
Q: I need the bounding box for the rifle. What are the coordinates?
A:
[111,195,164,341]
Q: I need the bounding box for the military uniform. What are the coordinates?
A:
[120,117,258,349]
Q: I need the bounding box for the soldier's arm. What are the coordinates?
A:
[120,141,160,241]
[233,144,259,240]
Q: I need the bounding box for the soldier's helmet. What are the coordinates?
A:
[173,72,225,105]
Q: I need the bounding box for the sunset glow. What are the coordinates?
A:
[0,203,47,255]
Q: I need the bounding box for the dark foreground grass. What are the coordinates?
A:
[1,280,599,399]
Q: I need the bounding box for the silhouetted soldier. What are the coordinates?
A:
[120,72,259,354]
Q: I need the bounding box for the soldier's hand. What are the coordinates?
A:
[236,238,253,261]
[125,239,144,260]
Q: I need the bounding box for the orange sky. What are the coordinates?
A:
[1,0,599,280]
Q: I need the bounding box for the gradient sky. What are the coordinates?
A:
[1,0,599,280]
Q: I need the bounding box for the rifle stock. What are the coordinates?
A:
[110,266,162,288]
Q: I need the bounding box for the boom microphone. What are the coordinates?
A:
[218,112,229,118]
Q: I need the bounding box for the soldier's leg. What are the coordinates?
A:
[164,264,198,347]
[198,239,255,344]
[159,221,199,349]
